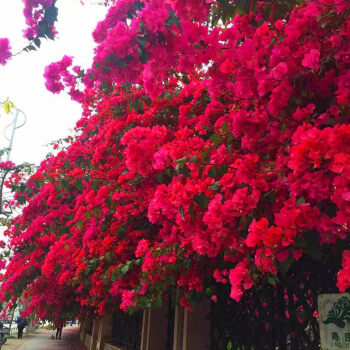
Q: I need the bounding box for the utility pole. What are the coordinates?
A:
[0,102,26,218]
[1,102,26,162]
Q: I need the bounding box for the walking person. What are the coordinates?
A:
[16,315,24,339]
[55,321,63,340]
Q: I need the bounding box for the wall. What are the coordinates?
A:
[79,298,211,350]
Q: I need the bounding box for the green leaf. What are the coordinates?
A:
[61,178,69,191]
[34,38,41,48]
[165,10,181,28]
[116,225,127,237]
[210,133,221,146]
[226,133,234,144]
[129,99,144,113]
[237,183,249,189]
[210,181,221,191]
[320,20,328,29]
[138,47,149,64]
[44,5,58,25]
[193,193,209,210]
[278,168,283,180]
[156,173,165,184]
[221,122,228,133]
[93,207,101,217]
[208,167,217,178]
[176,156,187,164]
[120,264,130,276]
[131,1,145,14]
[183,259,191,269]
[0,148,10,157]
[296,196,305,205]
[268,276,277,285]
[323,117,337,126]
[176,157,187,171]
[182,76,190,84]
[104,55,129,68]
[5,291,11,301]
[198,167,204,179]
[91,179,99,190]
[16,195,26,205]
[111,270,118,282]
[189,203,194,219]
[219,164,228,176]
[74,178,83,192]
[200,150,209,161]
[144,95,152,107]
[136,33,147,48]
[189,156,197,163]
[55,264,62,273]
[76,221,83,231]
[179,205,185,221]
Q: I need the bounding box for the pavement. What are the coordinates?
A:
[1,326,86,350]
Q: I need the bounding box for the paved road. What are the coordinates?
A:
[17,327,86,350]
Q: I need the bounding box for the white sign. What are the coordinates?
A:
[318,293,350,349]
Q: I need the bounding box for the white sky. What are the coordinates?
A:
[0,1,108,166]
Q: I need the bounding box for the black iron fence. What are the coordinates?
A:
[210,253,341,350]
[166,296,176,350]
[108,244,344,350]
[111,310,143,350]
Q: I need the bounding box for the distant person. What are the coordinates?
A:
[16,315,24,339]
[55,321,63,340]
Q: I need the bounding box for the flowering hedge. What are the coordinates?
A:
[0,0,350,324]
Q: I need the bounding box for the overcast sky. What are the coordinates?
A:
[0,1,108,166]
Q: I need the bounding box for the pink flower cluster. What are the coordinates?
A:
[0,161,15,169]
[22,0,54,39]
[338,251,350,292]
[0,0,58,67]
[44,56,84,102]
[0,38,11,65]
[0,0,349,324]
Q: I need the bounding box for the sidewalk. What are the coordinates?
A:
[2,326,86,350]
[1,331,37,350]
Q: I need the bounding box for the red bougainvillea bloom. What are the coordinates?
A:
[337,251,350,292]
[0,38,11,65]
[0,0,349,325]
